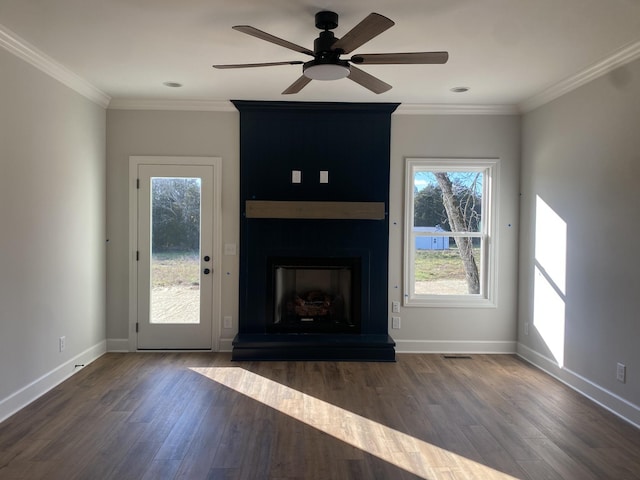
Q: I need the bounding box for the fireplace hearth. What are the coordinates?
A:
[231,100,398,361]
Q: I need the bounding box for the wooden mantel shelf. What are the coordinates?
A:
[245,200,385,220]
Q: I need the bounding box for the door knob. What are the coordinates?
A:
[203,268,211,274]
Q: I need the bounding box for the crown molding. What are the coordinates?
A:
[519,39,640,113]
[395,103,519,115]
[108,99,519,115]
[0,24,110,108]
[107,98,237,112]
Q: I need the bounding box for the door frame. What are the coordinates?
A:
[128,156,222,352]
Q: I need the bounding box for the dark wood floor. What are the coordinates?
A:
[1,353,639,480]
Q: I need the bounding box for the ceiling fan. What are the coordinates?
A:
[213,11,449,95]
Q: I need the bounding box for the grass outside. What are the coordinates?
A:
[414,248,481,282]
[150,251,200,323]
[151,251,200,288]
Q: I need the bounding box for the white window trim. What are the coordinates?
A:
[403,158,499,308]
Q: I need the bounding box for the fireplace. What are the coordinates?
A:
[231,100,398,361]
[267,256,361,334]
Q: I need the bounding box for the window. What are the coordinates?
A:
[404,158,498,307]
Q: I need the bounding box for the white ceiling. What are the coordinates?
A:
[2,0,640,111]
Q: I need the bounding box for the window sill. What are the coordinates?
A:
[403,296,496,308]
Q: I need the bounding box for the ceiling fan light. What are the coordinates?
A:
[303,63,350,80]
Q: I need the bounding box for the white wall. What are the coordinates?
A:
[389,114,521,353]
[105,109,240,350]
[105,109,521,354]
[0,49,106,421]
[519,58,640,426]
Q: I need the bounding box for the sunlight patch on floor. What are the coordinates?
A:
[191,366,518,480]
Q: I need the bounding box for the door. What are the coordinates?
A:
[136,164,214,349]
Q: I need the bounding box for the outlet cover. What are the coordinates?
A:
[617,363,626,383]
[59,336,66,352]
[391,301,400,313]
[223,316,233,329]
[392,317,401,329]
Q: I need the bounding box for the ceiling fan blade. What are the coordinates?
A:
[233,25,314,56]
[282,75,312,95]
[347,65,391,94]
[213,61,304,69]
[351,51,449,65]
[331,13,395,54]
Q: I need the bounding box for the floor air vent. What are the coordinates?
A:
[442,354,473,359]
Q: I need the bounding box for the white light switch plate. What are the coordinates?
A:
[292,170,302,183]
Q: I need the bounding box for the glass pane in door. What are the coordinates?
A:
[150,177,201,324]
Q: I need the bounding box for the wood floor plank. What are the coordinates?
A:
[172,406,232,479]
[1,353,639,480]
[522,437,599,480]
[460,424,529,479]
[140,459,182,480]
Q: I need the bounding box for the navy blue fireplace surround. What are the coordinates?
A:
[231,100,398,361]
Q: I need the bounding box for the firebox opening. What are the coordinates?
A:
[267,257,361,334]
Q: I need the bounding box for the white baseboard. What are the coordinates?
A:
[0,340,106,423]
[107,337,233,352]
[106,338,130,352]
[517,343,639,429]
[394,339,516,354]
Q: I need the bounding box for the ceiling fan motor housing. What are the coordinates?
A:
[314,31,340,55]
